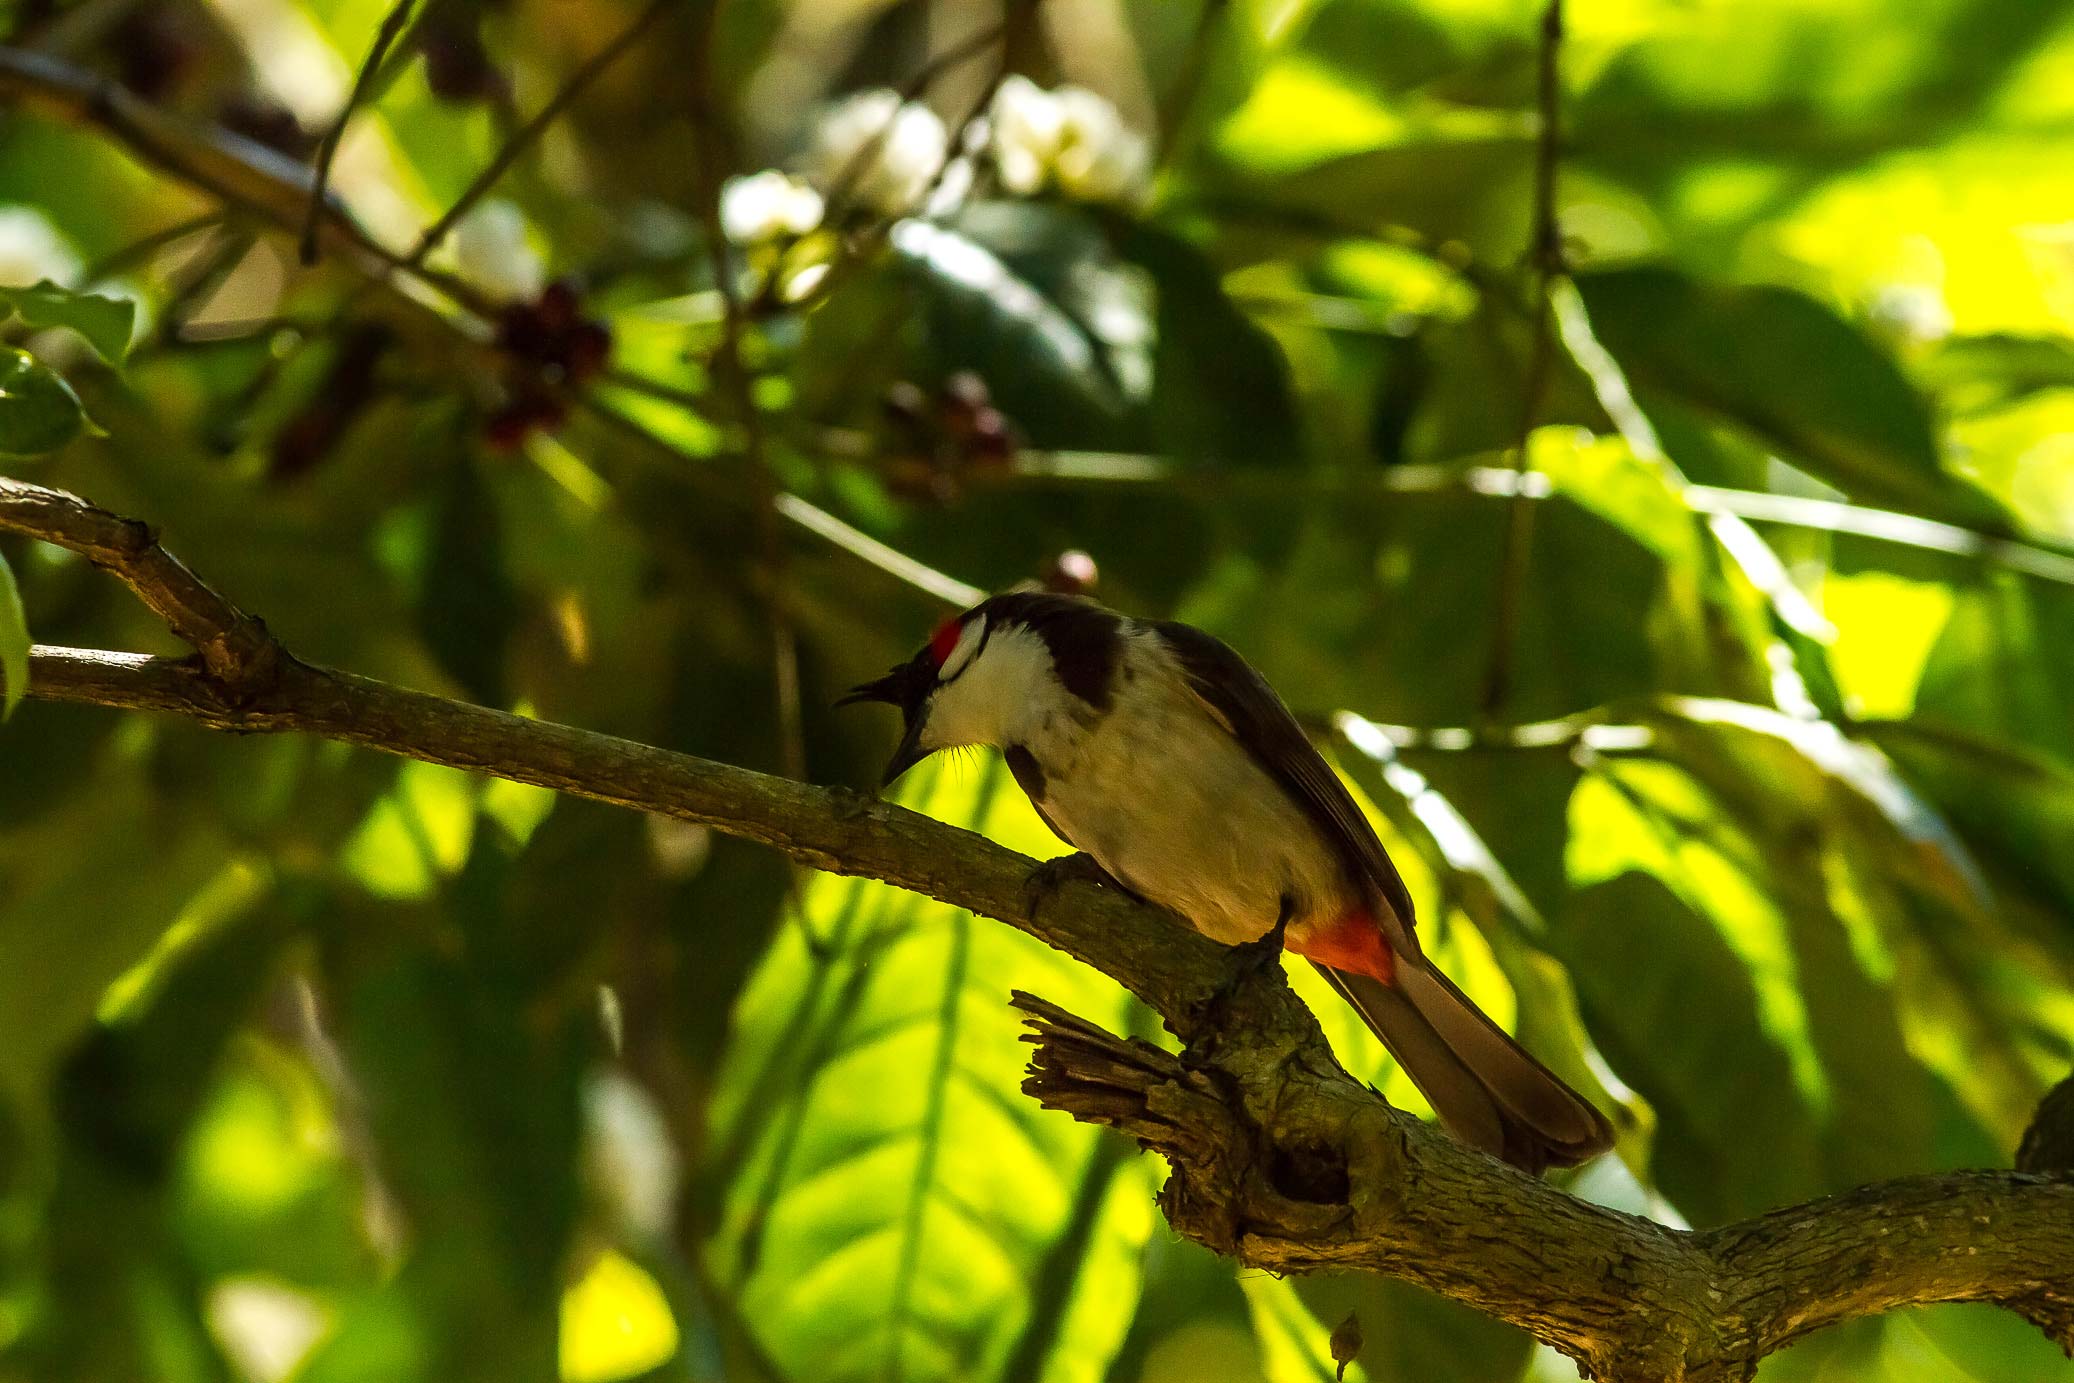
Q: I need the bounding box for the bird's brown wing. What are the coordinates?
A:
[1149,619,1421,953]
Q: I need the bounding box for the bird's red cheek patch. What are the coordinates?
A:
[1288,908,1397,985]
[929,616,965,668]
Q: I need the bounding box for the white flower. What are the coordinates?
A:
[720,169,824,245]
[206,1279,331,1383]
[0,206,81,288]
[582,1069,680,1242]
[990,75,1066,197]
[988,78,1148,206]
[450,199,545,301]
[1051,86,1151,205]
[803,89,949,218]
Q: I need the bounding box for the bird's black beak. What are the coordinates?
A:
[834,665,911,709]
[837,657,933,787]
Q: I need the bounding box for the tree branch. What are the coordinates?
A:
[5,475,2070,1382]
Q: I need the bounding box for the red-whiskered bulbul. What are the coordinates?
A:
[841,591,1614,1173]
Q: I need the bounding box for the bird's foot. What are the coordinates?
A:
[1203,899,1294,1023]
[1022,851,1127,920]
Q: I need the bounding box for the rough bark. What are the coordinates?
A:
[5,476,2070,1382]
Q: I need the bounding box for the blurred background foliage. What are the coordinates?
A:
[1,0,2073,1378]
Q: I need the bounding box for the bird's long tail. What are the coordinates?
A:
[1314,960,1614,1173]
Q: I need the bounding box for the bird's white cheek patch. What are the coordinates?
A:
[938,616,986,681]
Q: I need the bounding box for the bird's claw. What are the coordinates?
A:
[1205,901,1294,1021]
[1022,851,1123,919]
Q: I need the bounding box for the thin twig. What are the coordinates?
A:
[401,0,676,271]
[0,40,1000,624]
[80,210,226,287]
[302,0,418,265]
[1478,0,1564,723]
[572,393,988,608]
[995,449,2074,586]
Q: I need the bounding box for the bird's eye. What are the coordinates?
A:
[935,615,987,681]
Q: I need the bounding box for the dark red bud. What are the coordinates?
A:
[562,321,612,383]
[421,24,505,105]
[537,280,581,331]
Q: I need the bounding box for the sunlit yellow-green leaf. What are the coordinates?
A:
[340,761,479,900]
[707,756,1156,1383]
[3,279,136,363]
[1217,57,1406,174]
[558,1251,679,1383]
[1819,571,1954,719]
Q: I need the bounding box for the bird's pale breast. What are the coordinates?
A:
[1029,639,1356,947]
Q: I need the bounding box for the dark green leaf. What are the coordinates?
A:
[893,204,1140,448]
[0,549,25,719]
[6,906,283,1382]
[1576,268,1999,524]
[1916,570,2074,767]
[1914,334,2074,416]
[419,455,515,704]
[1105,219,1301,464]
[3,279,136,363]
[306,836,594,1383]
[0,347,83,456]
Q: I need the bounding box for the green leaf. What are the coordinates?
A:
[303,836,594,1383]
[1559,700,2039,1218]
[340,760,480,900]
[1650,703,2052,1135]
[8,904,284,1381]
[706,756,1156,1383]
[1533,429,1780,706]
[1913,334,2074,416]
[1915,569,2074,767]
[1105,219,1302,465]
[0,548,26,718]
[0,347,84,456]
[893,204,1142,448]
[1575,268,1999,524]
[2,279,136,363]
[418,456,516,705]
[0,793,242,1115]
[1757,1303,2074,1383]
